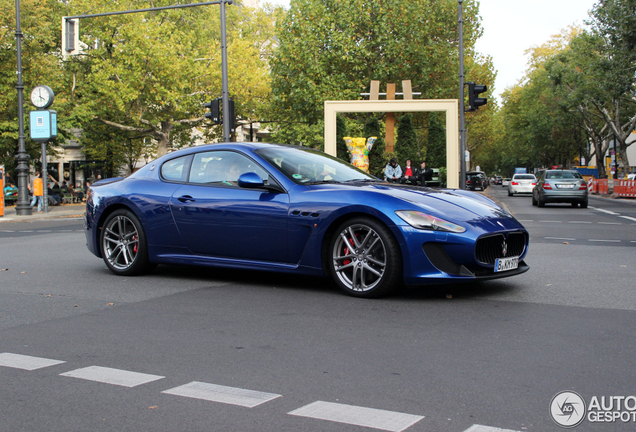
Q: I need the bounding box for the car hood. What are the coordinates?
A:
[306,182,514,224]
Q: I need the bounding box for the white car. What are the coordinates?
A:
[508,173,537,196]
[502,178,511,187]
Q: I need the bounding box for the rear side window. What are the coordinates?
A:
[161,155,192,183]
[514,174,535,180]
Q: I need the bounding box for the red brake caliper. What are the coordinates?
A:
[343,236,356,265]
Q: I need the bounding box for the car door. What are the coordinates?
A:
[169,150,290,263]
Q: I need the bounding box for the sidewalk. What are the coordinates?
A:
[0,203,85,223]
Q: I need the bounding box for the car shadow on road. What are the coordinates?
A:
[399,280,519,301]
[146,264,520,301]
[150,264,339,295]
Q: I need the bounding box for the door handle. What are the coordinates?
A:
[177,195,196,203]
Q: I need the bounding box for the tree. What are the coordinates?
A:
[426,112,446,169]
[364,117,386,177]
[60,0,279,160]
[0,0,68,179]
[395,113,418,164]
[587,0,636,172]
[268,0,488,147]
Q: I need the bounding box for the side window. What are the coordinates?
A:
[188,151,269,187]
[161,155,192,183]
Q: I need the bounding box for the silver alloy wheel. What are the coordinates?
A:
[332,223,387,292]
[102,215,140,271]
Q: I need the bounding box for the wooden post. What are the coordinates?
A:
[385,83,396,153]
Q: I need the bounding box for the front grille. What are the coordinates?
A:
[476,232,527,264]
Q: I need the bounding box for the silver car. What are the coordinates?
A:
[508,173,536,196]
[532,170,588,208]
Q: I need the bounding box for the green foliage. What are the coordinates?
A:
[268,0,487,147]
[395,113,418,164]
[0,0,68,178]
[335,114,349,161]
[426,112,446,169]
[364,117,386,177]
[497,2,636,177]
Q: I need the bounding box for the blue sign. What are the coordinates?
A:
[29,110,56,143]
[50,110,57,139]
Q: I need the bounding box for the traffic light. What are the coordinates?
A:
[204,98,221,124]
[61,18,80,58]
[467,82,488,111]
[228,98,235,133]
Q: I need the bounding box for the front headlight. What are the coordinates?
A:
[395,210,466,233]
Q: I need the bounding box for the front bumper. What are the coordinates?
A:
[398,224,530,286]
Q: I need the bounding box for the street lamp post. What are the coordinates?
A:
[14,0,32,215]
[458,0,466,190]
[220,0,231,142]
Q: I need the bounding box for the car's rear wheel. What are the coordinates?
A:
[532,193,538,206]
[328,217,402,298]
[508,190,513,196]
[100,209,151,276]
[571,202,579,207]
[580,200,588,209]
[538,196,546,207]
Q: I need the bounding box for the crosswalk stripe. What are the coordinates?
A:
[162,381,281,408]
[0,353,66,371]
[288,401,424,432]
[463,425,521,432]
[60,366,164,387]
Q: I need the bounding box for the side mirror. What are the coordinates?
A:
[237,172,264,188]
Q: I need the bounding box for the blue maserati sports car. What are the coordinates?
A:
[85,143,529,298]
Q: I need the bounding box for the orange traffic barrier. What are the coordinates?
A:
[614,180,636,198]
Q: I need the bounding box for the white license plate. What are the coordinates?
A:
[556,184,574,189]
[495,256,519,272]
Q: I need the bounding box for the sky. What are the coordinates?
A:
[263,0,599,101]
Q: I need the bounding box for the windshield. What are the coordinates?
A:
[255,146,377,184]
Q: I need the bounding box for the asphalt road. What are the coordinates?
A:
[0,190,635,432]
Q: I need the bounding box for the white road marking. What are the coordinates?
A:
[463,425,521,432]
[594,208,619,215]
[568,221,592,224]
[162,381,281,408]
[288,401,424,432]
[620,216,636,222]
[0,353,66,371]
[545,237,576,241]
[538,220,561,223]
[60,366,164,387]
[588,239,621,243]
[598,222,621,225]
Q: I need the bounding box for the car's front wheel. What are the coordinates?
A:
[100,209,152,276]
[328,217,402,298]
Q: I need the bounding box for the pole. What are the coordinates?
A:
[458,0,466,189]
[41,142,48,213]
[220,0,230,142]
[14,0,32,215]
